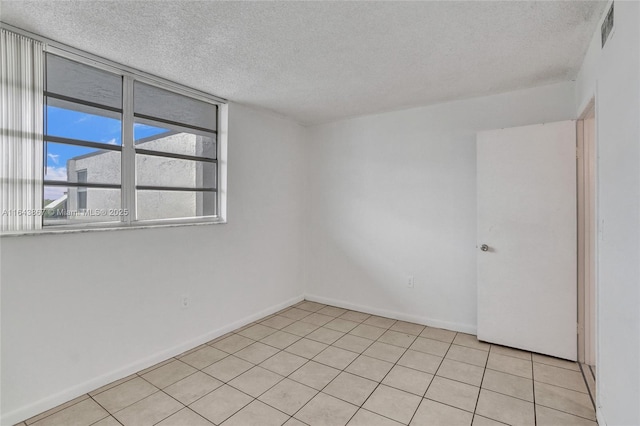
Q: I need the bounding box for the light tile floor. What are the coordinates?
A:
[18,301,597,426]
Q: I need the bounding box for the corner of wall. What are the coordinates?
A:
[304,294,477,335]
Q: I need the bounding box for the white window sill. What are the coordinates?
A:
[0,217,227,237]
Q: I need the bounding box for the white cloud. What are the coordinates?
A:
[105,138,118,145]
[47,153,60,164]
[44,166,68,201]
[73,115,91,124]
[46,166,67,181]
[44,186,66,201]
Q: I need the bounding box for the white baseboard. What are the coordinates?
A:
[1,295,304,426]
[305,294,477,335]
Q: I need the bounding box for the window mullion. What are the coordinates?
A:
[122,76,135,225]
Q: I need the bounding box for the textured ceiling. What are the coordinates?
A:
[1,1,606,125]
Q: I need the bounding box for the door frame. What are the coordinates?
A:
[577,98,597,366]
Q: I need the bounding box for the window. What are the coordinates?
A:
[76,170,87,211]
[42,52,220,228]
[132,82,218,221]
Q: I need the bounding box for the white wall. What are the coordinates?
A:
[0,102,307,425]
[575,2,640,425]
[305,82,576,332]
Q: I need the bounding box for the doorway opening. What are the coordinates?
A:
[577,98,597,404]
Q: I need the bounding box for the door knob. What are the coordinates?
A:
[480,244,489,252]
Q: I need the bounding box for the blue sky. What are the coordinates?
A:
[44,105,167,199]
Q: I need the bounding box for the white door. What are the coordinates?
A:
[477,121,577,361]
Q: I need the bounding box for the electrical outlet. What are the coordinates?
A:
[181,295,190,308]
[407,275,414,288]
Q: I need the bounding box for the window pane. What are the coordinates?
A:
[77,190,87,211]
[46,98,122,144]
[43,187,123,226]
[136,190,215,221]
[46,53,122,109]
[134,81,216,131]
[136,155,216,189]
[134,120,216,159]
[45,142,121,185]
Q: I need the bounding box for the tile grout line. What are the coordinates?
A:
[532,352,537,426]
[341,323,421,425]
[142,308,584,425]
[471,377,533,405]
[530,358,587,372]
[265,302,364,424]
[286,318,399,424]
[158,406,213,426]
[110,305,576,426]
[89,374,139,399]
[86,394,124,426]
[430,345,510,421]
[24,300,589,426]
[485,348,590,395]
[285,316,434,424]
[313,323,566,425]
[182,324,314,424]
[487,348,596,423]
[185,307,357,424]
[578,362,597,414]
[530,377,592,396]
[96,317,448,425]
[533,402,599,423]
[22,302,302,426]
[491,344,584,373]
[23,395,92,426]
[262,307,365,422]
[140,358,267,426]
[187,368,273,425]
[312,336,442,404]
[406,332,456,425]
[490,346,593,424]
[471,341,490,421]
[95,381,163,418]
[147,390,190,426]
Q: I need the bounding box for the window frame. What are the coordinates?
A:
[39,45,227,231]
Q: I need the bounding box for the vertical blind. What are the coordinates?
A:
[1,29,44,232]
